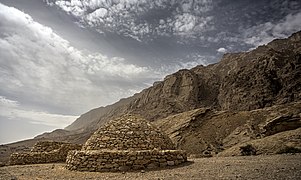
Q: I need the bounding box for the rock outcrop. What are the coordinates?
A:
[260,114,301,136]
[154,101,301,156]
[218,128,301,157]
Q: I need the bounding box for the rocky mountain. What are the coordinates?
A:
[2,31,300,164]
[64,31,301,134]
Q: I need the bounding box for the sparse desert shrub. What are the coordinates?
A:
[277,146,301,154]
[240,144,256,156]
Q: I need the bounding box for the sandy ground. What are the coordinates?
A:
[1,154,301,180]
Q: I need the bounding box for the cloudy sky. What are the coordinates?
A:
[0,0,301,144]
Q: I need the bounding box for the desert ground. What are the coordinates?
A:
[1,154,301,180]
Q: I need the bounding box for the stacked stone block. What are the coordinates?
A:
[30,141,67,152]
[83,114,175,151]
[66,114,187,172]
[9,141,82,165]
[66,149,187,171]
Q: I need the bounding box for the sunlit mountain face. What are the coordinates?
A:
[0,0,300,144]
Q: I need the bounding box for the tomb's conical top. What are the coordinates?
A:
[82,114,175,151]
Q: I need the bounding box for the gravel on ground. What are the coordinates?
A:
[1,154,301,180]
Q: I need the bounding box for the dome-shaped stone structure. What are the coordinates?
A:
[83,114,175,151]
[66,114,187,172]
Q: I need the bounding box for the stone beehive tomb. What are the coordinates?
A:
[66,114,187,172]
[9,141,82,165]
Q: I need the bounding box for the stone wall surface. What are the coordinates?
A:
[10,151,62,165]
[66,149,187,172]
[31,141,69,153]
[67,114,188,172]
[83,115,175,151]
[9,141,82,165]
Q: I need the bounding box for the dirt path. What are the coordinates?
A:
[1,154,301,180]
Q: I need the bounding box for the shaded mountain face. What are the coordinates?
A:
[64,31,301,135]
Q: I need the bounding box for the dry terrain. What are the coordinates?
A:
[1,154,301,180]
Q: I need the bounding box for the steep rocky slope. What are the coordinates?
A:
[64,30,301,134]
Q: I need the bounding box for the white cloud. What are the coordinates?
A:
[174,13,197,34]
[47,0,215,42]
[0,2,214,122]
[181,1,192,13]
[92,7,108,18]
[0,96,77,128]
[217,47,227,53]
[154,54,214,79]
[0,96,19,108]
[243,12,301,47]
[0,2,152,117]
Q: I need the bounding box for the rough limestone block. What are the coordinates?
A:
[9,141,82,165]
[66,115,188,172]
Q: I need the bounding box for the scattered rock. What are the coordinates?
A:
[260,115,301,136]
